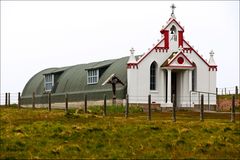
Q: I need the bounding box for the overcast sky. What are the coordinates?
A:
[1,1,239,98]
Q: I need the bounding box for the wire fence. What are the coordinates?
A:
[0,92,238,123]
[217,86,240,95]
[0,93,19,105]
[0,86,238,108]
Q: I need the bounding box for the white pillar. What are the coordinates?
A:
[159,69,165,103]
[167,69,172,104]
[189,70,192,92]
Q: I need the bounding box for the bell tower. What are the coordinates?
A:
[160,4,184,51]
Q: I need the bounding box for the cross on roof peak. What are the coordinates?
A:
[130,47,135,55]
[170,4,176,18]
[171,4,176,14]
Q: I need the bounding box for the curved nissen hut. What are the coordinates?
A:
[21,57,129,104]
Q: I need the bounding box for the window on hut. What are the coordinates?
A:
[44,74,54,92]
[87,69,99,84]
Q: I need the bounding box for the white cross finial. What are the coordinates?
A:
[171,4,176,15]
[170,4,176,19]
[210,50,214,56]
[130,47,135,55]
[210,50,215,58]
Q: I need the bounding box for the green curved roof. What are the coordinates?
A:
[22,56,129,97]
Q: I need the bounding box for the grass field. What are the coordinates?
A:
[0,106,239,159]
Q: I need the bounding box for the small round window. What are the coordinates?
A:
[177,57,184,64]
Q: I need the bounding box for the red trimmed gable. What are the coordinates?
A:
[162,51,195,68]
[160,18,184,33]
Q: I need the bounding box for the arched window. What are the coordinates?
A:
[170,25,176,34]
[192,69,196,91]
[170,25,177,41]
[150,62,157,90]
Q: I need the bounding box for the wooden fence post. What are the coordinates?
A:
[236,86,238,95]
[125,94,129,118]
[172,94,176,122]
[8,93,10,107]
[236,86,240,109]
[231,95,235,123]
[5,93,7,106]
[84,94,87,113]
[48,92,51,111]
[103,94,106,116]
[148,94,151,121]
[200,94,204,122]
[32,92,35,109]
[18,92,21,109]
[65,93,68,112]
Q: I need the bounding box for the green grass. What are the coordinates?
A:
[0,106,239,159]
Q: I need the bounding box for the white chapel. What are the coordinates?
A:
[127,4,217,108]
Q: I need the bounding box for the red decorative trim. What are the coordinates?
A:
[137,39,165,64]
[160,19,184,33]
[155,47,168,52]
[164,31,169,48]
[209,66,217,71]
[182,48,192,53]
[178,31,183,47]
[183,40,217,69]
[127,63,138,69]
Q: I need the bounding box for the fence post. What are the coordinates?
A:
[236,86,239,95]
[200,94,204,122]
[18,92,21,109]
[84,94,87,113]
[172,94,176,122]
[231,95,235,123]
[65,93,68,112]
[5,93,7,106]
[8,93,10,106]
[236,86,240,109]
[48,92,51,111]
[103,94,106,116]
[32,92,35,109]
[198,92,200,106]
[125,94,129,118]
[225,88,226,95]
[148,94,151,121]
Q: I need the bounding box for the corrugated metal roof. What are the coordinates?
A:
[85,59,115,70]
[21,56,129,97]
[43,66,70,75]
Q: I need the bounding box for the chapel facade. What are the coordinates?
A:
[127,4,217,108]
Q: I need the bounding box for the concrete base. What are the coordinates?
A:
[161,103,173,107]
[193,104,217,111]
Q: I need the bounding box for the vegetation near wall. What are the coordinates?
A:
[218,94,240,111]
[0,106,239,159]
